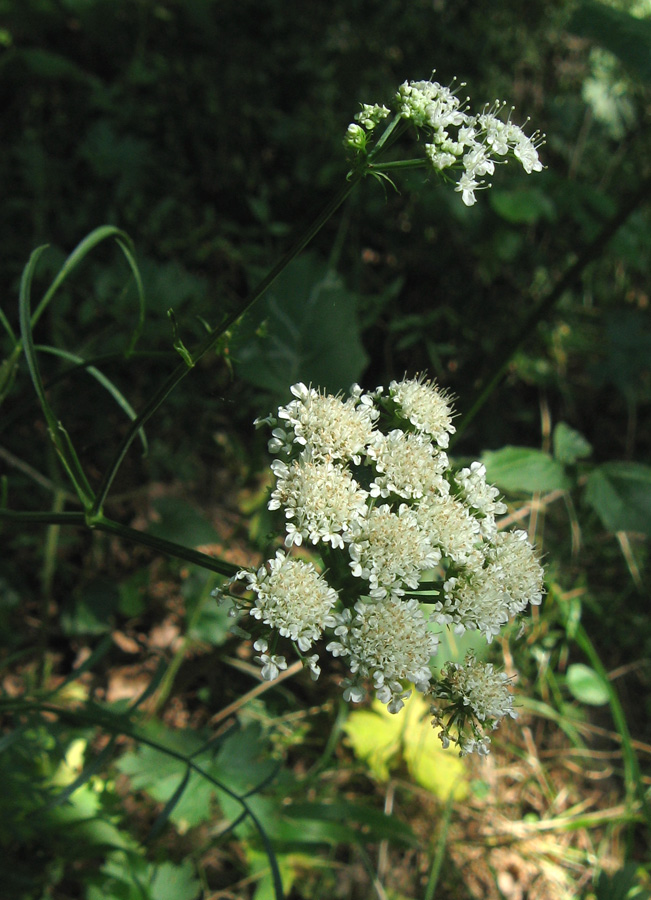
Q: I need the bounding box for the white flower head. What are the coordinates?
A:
[333,596,439,713]
[415,492,482,567]
[347,503,441,596]
[435,568,511,641]
[454,461,507,538]
[486,529,545,615]
[243,550,339,652]
[366,429,449,500]
[269,455,369,548]
[387,374,456,447]
[276,382,378,464]
[431,654,516,755]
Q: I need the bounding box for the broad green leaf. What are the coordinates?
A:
[236,253,368,401]
[344,693,468,800]
[150,860,202,900]
[247,848,297,900]
[490,188,556,225]
[90,855,201,900]
[342,708,402,781]
[148,496,220,548]
[566,663,610,707]
[117,721,278,832]
[553,422,592,465]
[585,462,651,536]
[482,446,571,493]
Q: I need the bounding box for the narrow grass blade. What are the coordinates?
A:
[36,344,148,454]
[19,250,95,507]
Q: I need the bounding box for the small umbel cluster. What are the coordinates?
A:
[216,377,544,755]
[345,75,544,206]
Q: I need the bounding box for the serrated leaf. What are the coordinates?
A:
[566,663,610,706]
[482,446,571,493]
[150,860,201,900]
[585,462,651,536]
[553,422,592,465]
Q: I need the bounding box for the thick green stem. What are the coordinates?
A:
[0,508,240,577]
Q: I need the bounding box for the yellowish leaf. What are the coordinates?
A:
[343,692,468,800]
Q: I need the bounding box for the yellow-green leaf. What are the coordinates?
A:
[344,692,468,800]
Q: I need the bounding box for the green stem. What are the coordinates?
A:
[369,158,429,171]
[0,508,240,577]
[92,172,365,517]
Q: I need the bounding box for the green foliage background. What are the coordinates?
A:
[1,0,650,898]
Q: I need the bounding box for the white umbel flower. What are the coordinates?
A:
[366,429,449,499]
[269,456,368,548]
[415,492,482,566]
[396,79,467,131]
[388,375,456,447]
[346,503,441,596]
[242,550,338,652]
[436,568,510,641]
[329,596,439,713]
[486,529,544,615]
[276,382,378,464]
[431,654,516,755]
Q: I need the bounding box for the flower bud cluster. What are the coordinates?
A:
[216,376,544,754]
[345,74,544,206]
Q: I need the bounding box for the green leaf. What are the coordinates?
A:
[61,577,121,636]
[566,663,610,706]
[490,188,556,225]
[148,496,220,548]
[343,693,468,801]
[236,253,368,401]
[568,0,651,84]
[283,801,419,847]
[482,446,571,493]
[553,422,593,465]
[585,462,651,536]
[150,860,201,900]
[594,865,651,900]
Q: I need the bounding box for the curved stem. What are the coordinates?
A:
[92,172,365,516]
